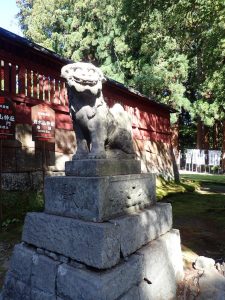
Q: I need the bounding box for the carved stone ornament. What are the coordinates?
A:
[61,62,135,159]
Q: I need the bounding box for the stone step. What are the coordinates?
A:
[22,203,172,269]
[22,212,120,270]
[2,229,183,300]
[65,159,141,177]
[44,173,156,222]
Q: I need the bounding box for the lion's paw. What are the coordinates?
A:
[88,152,106,159]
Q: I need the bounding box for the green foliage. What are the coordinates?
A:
[16,0,225,126]
[0,190,44,227]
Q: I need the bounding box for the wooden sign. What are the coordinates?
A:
[31,103,55,141]
[0,97,16,140]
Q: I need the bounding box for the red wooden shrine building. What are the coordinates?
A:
[0,27,175,190]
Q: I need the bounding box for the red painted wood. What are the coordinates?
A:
[0,35,172,144]
[0,60,4,91]
[38,74,44,100]
[10,64,17,95]
[50,77,55,103]
[59,82,65,106]
[18,65,26,97]
[4,62,10,92]
[54,80,60,104]
[27,69,32,98]
[44,76,49,101]
[33,71,38,99]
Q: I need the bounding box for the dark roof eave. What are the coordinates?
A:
[0,27,177,113]
[0,27,72,65]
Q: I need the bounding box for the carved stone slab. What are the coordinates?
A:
[3,229,183,300]
[22,212,120,269]
[110,203,173,257]
[44,173,156,222]
[65,159,141,177]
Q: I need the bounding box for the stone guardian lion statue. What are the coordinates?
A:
[61,62,135,159]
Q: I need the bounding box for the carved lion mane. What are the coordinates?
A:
[61,62,135,159]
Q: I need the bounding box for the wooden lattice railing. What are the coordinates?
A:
[0,51,68,108]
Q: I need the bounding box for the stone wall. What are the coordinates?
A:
[1,124,75,190]
[1,124,175,191]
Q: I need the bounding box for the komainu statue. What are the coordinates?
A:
[61,62,135,159]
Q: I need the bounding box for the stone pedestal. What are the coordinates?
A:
[2,159,183,300]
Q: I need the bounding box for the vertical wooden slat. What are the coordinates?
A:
[60,81,65,105]
[39,74,44,100]
[4,62,10,92]
[33,72,38,99]
[54,79,60,104]
[0,60,4,91]
[27,69,32,98]
[10,64,17,95]
[64,84,68,107]
[18,65,26,96]
[44,76,49,101]
[50,78,55,103]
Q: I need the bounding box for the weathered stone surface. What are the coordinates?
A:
[22,212,120,269]
[30,289,56,300]
[61,62,135,159]
[2,173,32,191]
[194,256,215,271]
[137,229,184,300]
[159,229,184,282]
[110,203,172,257]
[2,274,31,300]
[119,286,140,300]
[57,254,143,300]
[45,173,156,221]
[65,159,141,176]
[8,243,35,283]
[31,254,59,293]
[197,269,225,300]
[2,229,184,300]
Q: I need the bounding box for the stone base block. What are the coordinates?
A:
[120,229,183,300]
[2,229,183,300]
[65,159,141,176]
[2,244,143,300]
[110,203,172,256]
[44,173,156,222]
[22,204,172,269]
[136,229,184,300]
[22,212,120,269]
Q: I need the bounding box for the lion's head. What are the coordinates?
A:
[61,62,106,95]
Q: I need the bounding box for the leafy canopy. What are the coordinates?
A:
[16,0,225,125]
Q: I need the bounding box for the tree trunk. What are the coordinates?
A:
[203,125,210,150]
[213,122,219,149]
[170,123,180,182]
[197,119,204,149]
[222,121,225,171]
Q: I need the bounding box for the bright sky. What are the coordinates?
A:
[0,0,23,36]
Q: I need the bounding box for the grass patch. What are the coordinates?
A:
[181,174,225,185]
[156,176,198,200]
[168,192,225,229]
[162,174,225,258]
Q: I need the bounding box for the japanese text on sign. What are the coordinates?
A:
[0,97,16,140]
[31,104,55,141]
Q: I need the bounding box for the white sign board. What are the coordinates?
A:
[185,149,193,164]
[208,150,221,166]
